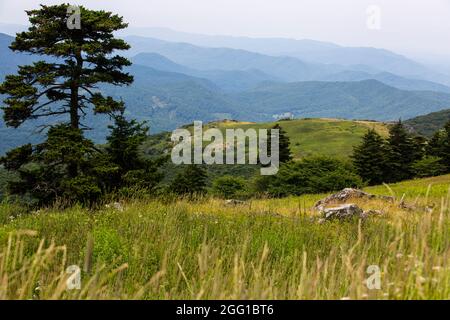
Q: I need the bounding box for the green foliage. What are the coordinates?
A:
[256,156,363,197]
[92,227,127,265]
[351,129,389,185]
[211,175,247,199]
[412,156,447,178]
[0,5,168,207]
[1,124,106,206]
[0,4,132,130]
[170,165,208,196]
[271,124,292,164]
[385,121,423,182]
[105,113,164,193]
[405,108,450,137]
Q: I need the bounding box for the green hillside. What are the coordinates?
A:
[405,108,450,137]
[203,118,389,159]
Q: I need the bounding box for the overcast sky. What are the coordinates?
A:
[1,0,449,57]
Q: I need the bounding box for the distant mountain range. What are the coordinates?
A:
[2,30,450,155]
[121,28,450,84]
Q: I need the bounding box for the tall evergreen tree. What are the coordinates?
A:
[1,124,108,206]
[426,129,445,158]
[386,120,422,182]
[0,4,133,177]
[265,124,292,164]
[351,129,388,185]
[435,121,450,171]
[105,112,164,192]
[0,4,134,205]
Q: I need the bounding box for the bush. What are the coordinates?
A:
[412,156,447,178]
[254,156,363,197]
[212,176,247,199]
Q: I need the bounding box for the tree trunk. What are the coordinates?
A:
[68,47,83,177]
[70,48,83,130]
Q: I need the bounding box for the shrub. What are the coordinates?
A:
[255,156,363,197]
[412,156,447,178]
[212,176,247,199]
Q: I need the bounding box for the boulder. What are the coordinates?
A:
[314,188,394,211]
[322,204,364,221]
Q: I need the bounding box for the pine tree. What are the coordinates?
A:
[266,124,292,164]
[0,4,134,205]
[105,112,164,192]
[437,121,450,171]
[351,129,388,185]
[1,124,108,206]
[0,4,133,178]
[386,120,422,182]
[426,129,445,157]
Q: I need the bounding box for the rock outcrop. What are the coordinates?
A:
[314,188,394,211]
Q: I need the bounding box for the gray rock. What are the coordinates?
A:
[314,188,394,211]
[322,204,364,221]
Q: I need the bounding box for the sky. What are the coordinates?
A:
[0,0,450,57]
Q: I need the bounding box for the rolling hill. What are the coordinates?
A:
[143,118,390,160]
[405,109,450,137]
[234,80,450,121]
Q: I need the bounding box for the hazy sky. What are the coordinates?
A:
[1,0,450,56]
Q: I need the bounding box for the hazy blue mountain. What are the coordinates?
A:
[0,33,36,79]
[124,36,343,82]
[120,27,448,83]
[132,52,193,74]
[321,71,450,93]
[132,52,280,91]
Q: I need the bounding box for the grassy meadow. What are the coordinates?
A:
[0,174,448,300]
[209,118,390,159]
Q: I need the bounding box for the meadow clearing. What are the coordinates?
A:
[0,174,448,300]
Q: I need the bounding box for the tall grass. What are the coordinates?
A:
[0,177,449,299]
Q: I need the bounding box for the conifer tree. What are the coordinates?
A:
[385,120,422,182]
[0,4,133,177]
[265,124,292,165]
[436,121,450,171]
[105,112,164,192]
[351,129,388,185]
[0,4,135,205]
